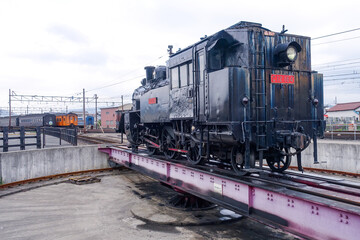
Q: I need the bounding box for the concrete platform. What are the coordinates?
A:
[0,170,296,240]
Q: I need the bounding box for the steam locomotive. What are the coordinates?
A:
[122,21,325,174]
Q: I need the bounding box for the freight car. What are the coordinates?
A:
[123,21,325,173]
[0,114,56,128]
[55,113,78,127]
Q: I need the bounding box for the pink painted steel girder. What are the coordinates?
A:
[99,147,360,240]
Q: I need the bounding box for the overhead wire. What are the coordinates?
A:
[85,74,144,93]
[312,28,360,40]
[315,66,360,73]
[70,55,165,96]
[312,36,360,46]
[324,77,360,82]
[324,81,360,86]
[324,73,360,78]
[312,57,360,67]
[314,61,360,69]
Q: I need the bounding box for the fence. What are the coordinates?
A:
[0,127,41,152]
[42,127,77,147]
[325,122,359,140]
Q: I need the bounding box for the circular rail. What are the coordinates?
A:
[79,134,360,207]
[0,168,119,190]
[288,166,360,178]
[80,134,360,179]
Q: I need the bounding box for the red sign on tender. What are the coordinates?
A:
[271,74,295,84]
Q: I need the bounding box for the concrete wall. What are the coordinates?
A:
[0,145,109,184]
[291,139,360,173]
[1,140,359,184]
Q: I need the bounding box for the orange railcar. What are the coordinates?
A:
[55,113,78,127]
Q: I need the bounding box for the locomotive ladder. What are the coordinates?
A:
[252,31,267,151]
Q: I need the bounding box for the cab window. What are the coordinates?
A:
[189,63,193,85]
[171,67,179,88]
[180,64,188,87]
[196,52,205,83]
[208,49,223,71]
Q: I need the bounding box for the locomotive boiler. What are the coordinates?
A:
[123,21,325,174]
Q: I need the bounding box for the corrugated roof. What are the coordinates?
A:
[327,102,360,112]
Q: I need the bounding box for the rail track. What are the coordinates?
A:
[0,168,119,190]
[101,144,360,208]
[288,165,360,178]
[100,145,360,240]
[154,154,360,207]
[78,134,360,178]
[77,134,127,145]
[1,133,359,239]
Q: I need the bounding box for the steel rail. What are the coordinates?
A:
[0,168,116,189]
[247,174,360,207]
[287,166,360,178]
[77,135,124,144]
[80,134,360,204]
[100,146,360,240]
[151,156,360,206]
[260,169,360,198]
[80,134,360,179]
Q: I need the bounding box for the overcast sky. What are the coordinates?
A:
[0,0,359,114]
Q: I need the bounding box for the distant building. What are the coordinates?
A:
[100,104,132,128]
[326,102,360,122]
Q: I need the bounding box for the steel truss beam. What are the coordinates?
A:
[99,147,360,240]
[9,92,123,105]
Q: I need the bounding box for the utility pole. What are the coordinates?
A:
[121,95,124,111]
[95,94,98,129]
[83,88,86,131]
[121,95,124,143]
[9,89,11,128]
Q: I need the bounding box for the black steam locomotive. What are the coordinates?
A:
[123,21,325,174]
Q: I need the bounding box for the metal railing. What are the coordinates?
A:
[0,127,41,152]
[325,122,359,140]
[0,127,78,152]
[42,127,77,147]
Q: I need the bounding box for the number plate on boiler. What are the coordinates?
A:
[148,97,157,104]
[271,74,295,84]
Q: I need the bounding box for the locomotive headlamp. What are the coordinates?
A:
[286,46,297,62]
[274,41,302,67]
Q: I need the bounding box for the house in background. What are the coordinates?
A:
[100,104,132,128]
[326,102,360,123]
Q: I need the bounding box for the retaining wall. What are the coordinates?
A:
[291,139,360,173]
[0,145,109,184]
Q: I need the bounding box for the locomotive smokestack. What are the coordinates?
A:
[144,66,155,84]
